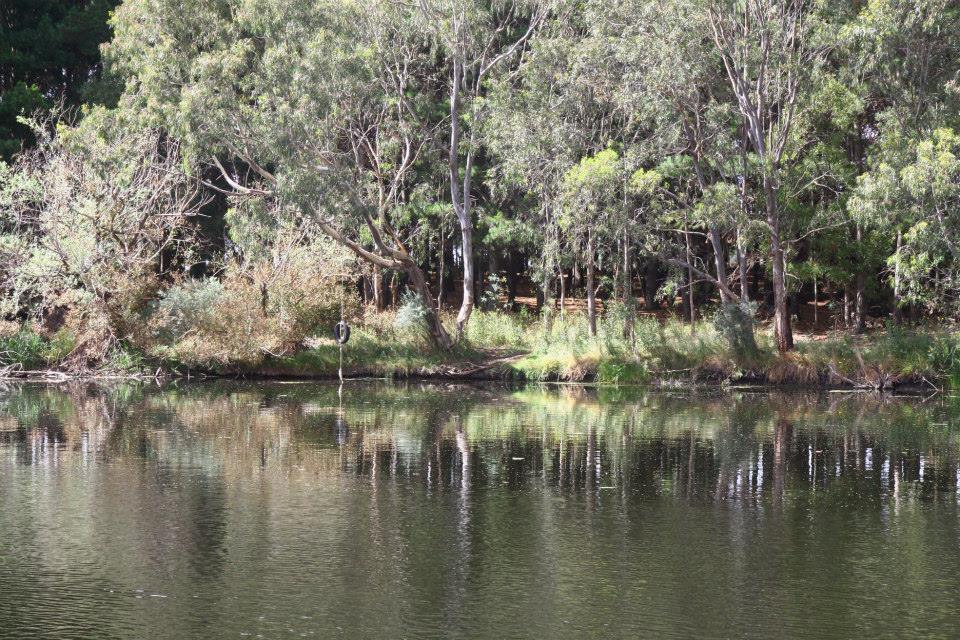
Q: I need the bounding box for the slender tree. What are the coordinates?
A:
[705,0,825,351]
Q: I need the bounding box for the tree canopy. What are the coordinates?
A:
[4,0,960,363]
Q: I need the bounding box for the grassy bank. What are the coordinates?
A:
[265,311,960,390]
[4,310,960,389]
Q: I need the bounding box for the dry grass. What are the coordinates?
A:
[766,352,820,386]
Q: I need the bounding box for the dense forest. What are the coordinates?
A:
[2,0,960,384]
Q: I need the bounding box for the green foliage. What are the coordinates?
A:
[0,327,79,370]
[561,148,622,229]
[150,279,225,343]
[393,290,431,337]
[0,0,118,158]
[713,303,759,363]
[851,128,960,313]
[0,329,49,370]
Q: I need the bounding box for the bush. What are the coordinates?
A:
[713,302,759,362]
[393,290,430,336]
[142,234,354,370]
[150,279,224,342]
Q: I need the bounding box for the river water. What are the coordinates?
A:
[2,382,960,639]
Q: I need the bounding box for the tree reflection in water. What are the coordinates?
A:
[3,383,960,505]
[3,382,960,638]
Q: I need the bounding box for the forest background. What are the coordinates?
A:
[3,0,960,388]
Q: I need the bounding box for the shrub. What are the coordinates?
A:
[142,233,354,370]
[713,302,759,362]
[393,290,430,336]
[150,279,224,343]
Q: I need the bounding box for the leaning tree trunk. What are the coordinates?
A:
[765,180,793,352]
[586,229,598,338]
[407,260,453,350]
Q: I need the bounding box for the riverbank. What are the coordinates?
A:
[249,313,960,391]
[3,311,959,390]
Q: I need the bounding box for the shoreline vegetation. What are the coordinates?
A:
[3,309,958,392]
[5,2,960,395]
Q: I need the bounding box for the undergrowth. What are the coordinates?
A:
[5,307,960,388]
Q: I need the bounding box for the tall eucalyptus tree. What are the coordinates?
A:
[416,0,547,338]
[705,0,827,351]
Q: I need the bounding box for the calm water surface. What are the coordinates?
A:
[2,382,960,639]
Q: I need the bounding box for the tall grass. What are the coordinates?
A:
[288,308,960,388]
[510,312,744,383]
[6,306,960,388]
[0,328,77,370]
[795,325,960,387]
[280,308,767,383]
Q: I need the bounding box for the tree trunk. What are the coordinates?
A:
[542,254,553,332]
[449,58,475,341]
[852,224,866,333]
[559,268,566,319]
[622,226,632,303]
[853,273,866,333]
[893,229,903,324]
[737,128,751,304]
[586,230,598,337]
[507,252,519,307]
[407,261,452,350]
[613,235,622,301]
[736,226,749,302]
[685,219,696,335]
[456,216,474,336]
[765,179,793,352]
[373,265,383,311]
[813,273,818,327]
[622,226,635,343]
[644,261,659,311]
[843,285,851,329]
[709,225,731,304]
[437,226,445,309]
